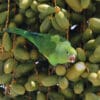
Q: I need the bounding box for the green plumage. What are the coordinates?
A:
[7,28,77,66]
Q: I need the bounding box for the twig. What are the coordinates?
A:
[5,0,10,29]
[66,29,69,40]
[53,0,57,6]
[12,1,17,51]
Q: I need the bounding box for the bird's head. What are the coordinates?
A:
[56,41,77,64]
[66,46,77,63]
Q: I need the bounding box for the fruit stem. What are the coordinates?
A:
[53,0,57,6]
[5,0,10,29]
[66,29,69,40]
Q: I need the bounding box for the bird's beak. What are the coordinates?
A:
[69,55,76,63]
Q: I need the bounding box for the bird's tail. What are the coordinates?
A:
[7,27,38,36]
[7,27,41,44]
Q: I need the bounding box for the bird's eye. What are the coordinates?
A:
[66,51,69,55]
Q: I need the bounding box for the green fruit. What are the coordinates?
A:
[48,28,66,36]
[0,3,14,12]
[16,77,27,85]
[10,83,25,95]
[8,22,16,28]
[89,46,100,63]
[26,17,36,25]
[55,11,70,30]
[88,72,100,86]
[0,97,9,100]
[71,34,82,46]
[31,0,38,12]
[86,3,96,17]
[0,96,10,100]
[95,36,100,47]
[25,9,35,18]
[36,91,46,100]
[84,39,96,50]
[65,0,82,12]
[89,55,99,63]
[14,13,23,25]
[86,63,99,72]
[82,28,93,42]
[48,92,65,100]
[15,63,35,78]
[74,82,84,94]
[60,88,73,99]
[13,46,30,61]
[76,47,86,61]
[25,81,38,92]
[97,70,100,79]
[55,65,66,76]
[0,3,8,12]
[88,18,100,33]
[80,0,91,9]
[37,4,55,15]
[2,32,12,52]
[39,13,48,20]
[19,0,33,9]
[28,73,47,83]
[41,75,58,87]
[0,74,12,84]
[4,58,17,74]
[85,92,100,100]
[88,72,98,80]
[15,36,26,46]
[40,16,51,33]
[61,8,70,19]
[58,77,69,90]
[66,62,86,81]
[19,8,26,14]
[81,71,89,78]
[94,45,100,55]
[0,11,7,25]
[30,49,39,60]
[0,52,13,61]
[51,17,64,32]
[12,96,28,100]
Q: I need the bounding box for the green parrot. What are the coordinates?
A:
[7,28,77,66]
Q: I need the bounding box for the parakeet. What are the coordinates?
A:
[7,28,77,66]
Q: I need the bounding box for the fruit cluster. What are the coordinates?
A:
[0,0,100,100]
